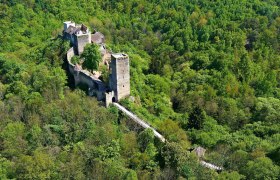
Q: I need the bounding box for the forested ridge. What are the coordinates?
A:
[0,0,280,179]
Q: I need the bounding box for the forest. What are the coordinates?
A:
[0,0,279,179]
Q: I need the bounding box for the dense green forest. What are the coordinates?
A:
[0,0,280,179]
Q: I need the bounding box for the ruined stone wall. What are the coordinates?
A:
[67,47,75,74]
[66,47,105,101]
[64,23,130,106]
[74,34,91,55]
[78,71,104,101]
[105,91,114,107]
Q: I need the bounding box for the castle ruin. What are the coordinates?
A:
[63,21,130,106]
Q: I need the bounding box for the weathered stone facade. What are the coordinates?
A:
[63,21,91,55]
[74,33,91,55]
[110,53,130,102]
[66,47,105,101]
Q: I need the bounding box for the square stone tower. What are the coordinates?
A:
[110,53,130,102]
[63,22,91,55]
[73,24,91,55]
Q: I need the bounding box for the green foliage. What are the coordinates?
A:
[99,64,110,85]
[81,44,102,70]
[243,157,280,180]
[124,170,138,180]
[0,0,279,179]
[15,150,55,180]
[190,117,230,148]
[0,155,13,179]
[188,106,206,130]
[217,171,245,180]
[161,142,190,177]
[138,129,154,152]
[255,97,280,123]
[1,122,27,157]
[159,119,190,148]
[71,55,80,65]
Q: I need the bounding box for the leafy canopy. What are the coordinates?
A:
[81,44,101,71]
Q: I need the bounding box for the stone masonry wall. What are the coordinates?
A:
[66,47,105,101]
[110,55,130,101]
[74,34,91,55]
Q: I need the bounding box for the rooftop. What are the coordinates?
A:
[64,21,74,24]
[65,23,89,35]
[91,32,105,44]
[112,53,128,59]
[193,146,206,158]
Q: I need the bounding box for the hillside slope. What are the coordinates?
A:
[0,1,279,179]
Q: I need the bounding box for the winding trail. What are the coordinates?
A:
[200,161,223,171]
[113,102,223,171]
[113,102,166,142]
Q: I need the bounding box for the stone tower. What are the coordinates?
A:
[110,53,130,102]
[63,21,91,55]
[73,24,91,55]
